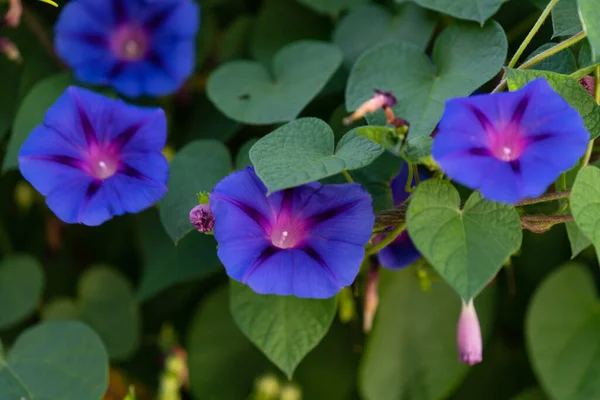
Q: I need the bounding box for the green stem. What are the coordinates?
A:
[492,31,587,94]
[342,170,354,183]
[558,172,567,192]
[569,61,600,80]
[413,164,421,185]
[366,223,405,256]
[515,190,571,206]
[404,163,414,193]
[507,0,561,69]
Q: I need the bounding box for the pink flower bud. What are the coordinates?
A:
[189,204,214,233]
[580,75,595,97]
[457,299,482,365]
[4,0,23,27]
[343,89,397,125]
[363,264,380,333]
[0,38,22,63]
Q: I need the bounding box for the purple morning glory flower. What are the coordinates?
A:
[18,86,169,226]
[210,167,375,299]
[54,0,199,98]
[432,78,589,204]
[377,162,423,270]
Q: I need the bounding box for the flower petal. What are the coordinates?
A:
[377,230,421,270]
[302,238,365,290]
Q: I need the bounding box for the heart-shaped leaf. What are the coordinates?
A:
[137,210,220,301]
[579,0,600,62]
[250,118,384,193]
[407,179,522,300]
[360,268,496,400]
[526,263,600,400]
[0,321,108,399]
[229,280,336,377]
[3,72,74,172]
[207,41,342,125]
[526,43,577,74]
[0,255,44,330]
[505,69,600,139]
[159,140,232,243]
[570,166,600,262]
[396,0,508,24]
[346,21,507,138]
[42,266,140,360]
[298,0,366,15]
[549,0,581,38]
[333,3,436,67]
[565,221,592,259]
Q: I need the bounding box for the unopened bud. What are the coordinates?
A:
[254,374,280,400]
[0,38,22,63]
[337,287,356,323]
[279,384,302,400]
[363,264,380,333]
[4,0,23,27]
[161,146,175,162]
[14,181,35,211]
[580,75,595,97]
[343,89,397,125]
[457,299,482,366]
[189,204,214,233]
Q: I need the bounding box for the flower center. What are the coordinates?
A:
[111,25,148,61]
[270,223,305,249]
[488,124,526,162]
[87,147,119,180]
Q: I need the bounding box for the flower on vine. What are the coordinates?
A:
[377,162,423,270]
[432,78,589,204]
[209,167,375,299]
[54,0,199,98]
[18,86,168,226]
[344,89,397,125]
[457,299,482,365]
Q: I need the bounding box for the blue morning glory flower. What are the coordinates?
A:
[210,167,375,299]
[54,0,199,98]
[432,78,589,204]
[377,162,423,270]
[18,86,169,226]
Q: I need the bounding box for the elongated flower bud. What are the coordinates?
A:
[363,264,380,333]
[344,89,397,125]
[457,299,482,365]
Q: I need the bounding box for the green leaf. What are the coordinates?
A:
[43,266,140,361]
[188,287,271,400]
[565,221,592,258]
[401,136,433,164]
[359,268,496,400]
[235,138,259,170]
[185,94,240,143]
[159,140,232,243]
[527,43,578,74]
[397,0,509,24]
[551,0,581,37]
[3,72,74,172]
[332,3,437,67]
[570,165,600,262]
[0,321,108,400]
[578,40,594,68]
[250,118,384,193]
[349,151,402,212]
[346,21,507,137]
[250,0,329,65]
[505,68,600,139]
[354,126,432,164]
[0,57,21,140]
[137,210,220,301]
[579,0,600,62]
[526,263,600,400]
[512,388,548,400]
[0,255,44,330]
[229,281,336,377]
[207,41,342,125]
[407,179,522,300]
[298,0,366,14]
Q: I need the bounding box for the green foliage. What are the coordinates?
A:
[0,321,108,399]
[527,43,577,74]
[229,281,336,377]
[360,268,496,400]
[526,263,600,400]
[346,21,507,137]
[333,3,436,67]
[579,0,600,62]
[395,0,509,24]
[159,140,232,243]
[551,0,581,37]
[3,73,74,171]
[250,118,384,193]
[298,0,366,15]
[565,221,592,259]
[570,166,600,262]
[207,41,342,125]
[505,69,600,139]
[0,255,43,330]
[43,266,140,360]
[407,179,522,300]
